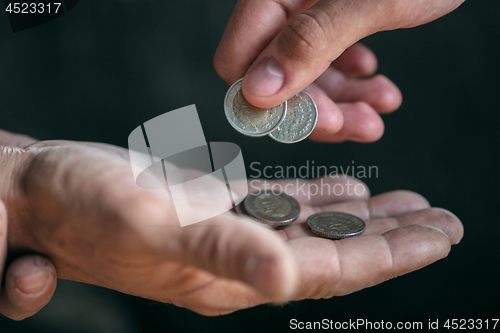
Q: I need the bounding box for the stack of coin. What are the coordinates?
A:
[225,78,318,143]
[306,212,366,239]
[235,189,301,227]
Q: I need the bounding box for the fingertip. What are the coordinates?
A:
[3,255,57,319]
[350,178,371,200]
[333,43,378,77]
[427,208,464,245]
[343,102,385,142]
[308,102,385,143]
[305,90,344,136]
[236,221,298,301]
[370,190,431,218]
[383,225,452,274]
[414,225,452,257]
[244,57,285,99]
[369,75,403,113]
[246,251,298,301]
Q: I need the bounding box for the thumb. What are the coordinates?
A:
[0,255,57,320]
[241,0,383,108]
[241,0,464,108]
[0,200,57,320]
[164,213,299,302]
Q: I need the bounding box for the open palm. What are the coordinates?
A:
[0,139,463,316]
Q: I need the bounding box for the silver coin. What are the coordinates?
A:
[224,78,287,137]
[269,91,317,143]
[244,189,300,226]
[306,212,366,239]
[235,200,248,216]
[234,200,266,224]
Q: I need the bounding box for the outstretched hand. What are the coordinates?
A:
[0,138,463,316]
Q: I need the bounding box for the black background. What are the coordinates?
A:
[0,0,499,332]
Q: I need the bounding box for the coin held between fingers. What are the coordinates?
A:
[224,78,287,137]
[269,91,318,144]
[224,79,318,142]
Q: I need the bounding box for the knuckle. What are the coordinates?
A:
[279,11,330,62]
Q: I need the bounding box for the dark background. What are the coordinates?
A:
[0,0,498,332]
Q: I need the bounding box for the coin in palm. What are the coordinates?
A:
[306,212,366,239]
[244,189,300,226]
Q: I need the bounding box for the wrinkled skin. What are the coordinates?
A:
[0,133,463,317]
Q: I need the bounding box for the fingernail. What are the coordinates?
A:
[421,224,450,239]
[246,58,284,97]
[431,208,463,244]
[14,259,52,295]
[15,271,50,295]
